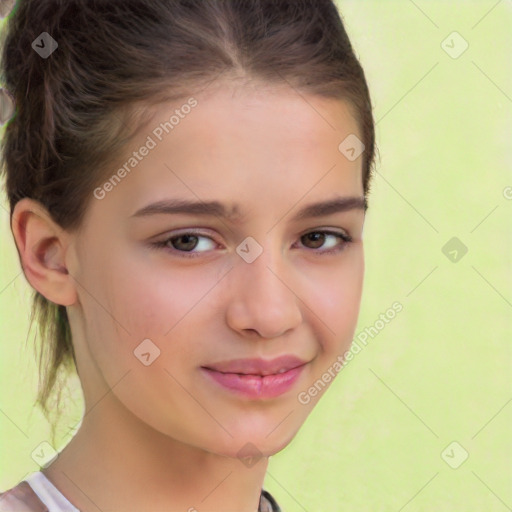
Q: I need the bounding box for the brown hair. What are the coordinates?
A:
[0,0,376,442]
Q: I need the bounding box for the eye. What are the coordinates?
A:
[151,229,353,259]
[152,231,217,258]
[298,230,352,254]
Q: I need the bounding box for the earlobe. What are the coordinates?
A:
[10,198,77,307]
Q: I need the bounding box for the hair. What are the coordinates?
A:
[0,0,377,443]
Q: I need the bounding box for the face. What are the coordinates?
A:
[68,82,366,459]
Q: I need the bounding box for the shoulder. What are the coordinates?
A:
[0,480,49,512]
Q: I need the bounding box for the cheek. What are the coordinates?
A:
[305,247,364,351]
[94,251,217,335]
[85,254,226,375]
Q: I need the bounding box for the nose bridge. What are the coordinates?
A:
[226,235,303,338]
[241,239,284,291]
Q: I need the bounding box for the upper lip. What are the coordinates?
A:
[202,355,308,376]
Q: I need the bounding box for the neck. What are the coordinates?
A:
[42,393,269,512]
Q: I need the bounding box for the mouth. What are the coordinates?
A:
[202,354,309,376]
[201,355,309,399]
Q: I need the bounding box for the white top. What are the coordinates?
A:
[24,471,79,512]
[19,471,280,511]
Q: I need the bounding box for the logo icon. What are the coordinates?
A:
[441,441,469,469]
[338,134,365,161]
[32,32,59,59]
[442,237,468,263]
[441,32,469,59]
[236,237,263,263]
[31,441,58,468]
[134,338,161,366]
[237,442,264,468]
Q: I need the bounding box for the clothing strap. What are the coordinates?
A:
[0,480,49,512]
[259,489,282,512]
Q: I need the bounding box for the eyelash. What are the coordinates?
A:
[151,229,353,259]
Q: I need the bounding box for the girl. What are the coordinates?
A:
[0,0,376,510]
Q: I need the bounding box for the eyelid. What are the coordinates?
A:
[299,226,351,239]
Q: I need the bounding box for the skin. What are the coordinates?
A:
[12,81,366,512]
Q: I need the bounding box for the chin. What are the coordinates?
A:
[210,422,301,460]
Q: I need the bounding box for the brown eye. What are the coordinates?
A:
[302,232,326,249]
[169,234,199,252]
[299,230,352,254]
[152,231,217,258]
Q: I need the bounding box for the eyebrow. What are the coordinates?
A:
[131,195,367,222]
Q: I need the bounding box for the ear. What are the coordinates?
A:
[11,198,77,307]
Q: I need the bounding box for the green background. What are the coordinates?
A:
[1,1,511,510]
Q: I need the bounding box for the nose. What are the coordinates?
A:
[225,244,303,339]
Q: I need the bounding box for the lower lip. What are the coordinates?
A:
[201,364,306,399]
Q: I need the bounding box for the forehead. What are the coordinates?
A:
[151,81,361,159]
[91,82,364,222]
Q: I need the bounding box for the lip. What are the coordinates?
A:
[203,355,308,376]
[201,355,309,399]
